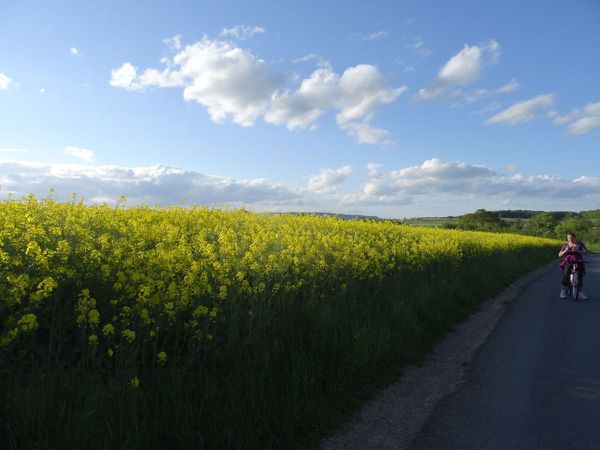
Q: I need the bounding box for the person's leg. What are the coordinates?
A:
[577,269,588,299]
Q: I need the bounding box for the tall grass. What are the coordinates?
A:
[0,198,559,449]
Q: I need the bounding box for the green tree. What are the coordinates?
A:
[457,209,504,231]
[526,212,558,238]
[554,215,593,241]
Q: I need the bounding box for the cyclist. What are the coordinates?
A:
[558,231,588,299]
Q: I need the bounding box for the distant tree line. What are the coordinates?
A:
[441,209,600,244]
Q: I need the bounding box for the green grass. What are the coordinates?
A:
[587,243,600,253]
[404,217,459,227]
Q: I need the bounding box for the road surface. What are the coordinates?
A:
[411,254,600,450]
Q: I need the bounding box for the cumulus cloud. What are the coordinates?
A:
[177,39,281,126]
[220,25,266,40]
[485,94,554,125]
[343,158,600,208]
[111,38,281,126]
[0,73,13,90]
[417,40,500,100]
[110,63,139,90]
[2,158,600,216]
[552,101,600,135]
[110,37,404,143]
[109,61,185,92]
[307,166,352,194]
[65,146,95,162]
[0,160,299,205]
[70,47,80,56]
[266,64,406,143]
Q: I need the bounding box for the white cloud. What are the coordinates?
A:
[110,63,139,90]
[293,54,332,69]
[336,65,407,124]
[0,160,298,205]
[176,39,281,126]
[266,64,406,143]
[39,88,46,95]
[404,36,432,57]
[109,37,404,143]
[163,35,182,51]
[136,67,186,89]
[351,31,388,42]
[365,31,388,41]
[495,79,518,93]
[340,121,393,145]
[64,146,95,162]
[2,158,600,217]
[0,73,13,90]
[471,102,502,115]
[485,94,554,125]
[220,25,266,40]
[445,80,518,108]
[566,116,600,135]
[265,67,336,129]
[417,40,500,100]
[553,101,600,135]
[70,47,80,56]
[110,39,272,126]
[307,166,352,193]
[343,158,600,209]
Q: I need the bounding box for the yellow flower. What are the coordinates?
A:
[88,334,99,345]
[193,305,209,318]
[17,313,38,333]
[130,377,140,389]
[157,351,167,364]
[88,309,100,327]
[102,323,115,336]
[122,329,136,343]
[107,348,114,358]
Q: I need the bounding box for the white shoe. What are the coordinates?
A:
[580,292,588,300]
[560,290,568,299]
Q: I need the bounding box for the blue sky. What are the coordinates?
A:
[1,0,599,217]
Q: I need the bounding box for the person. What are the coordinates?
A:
[558,231,588,299]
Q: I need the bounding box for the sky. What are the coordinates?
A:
[1,0,599,218]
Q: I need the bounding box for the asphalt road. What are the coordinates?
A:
[411,254,600,450]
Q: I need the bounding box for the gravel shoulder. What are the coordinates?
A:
[320,260,557,450]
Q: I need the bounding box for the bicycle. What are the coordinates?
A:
[566,259,586,301]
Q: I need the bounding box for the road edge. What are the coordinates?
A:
[320,259,558,450]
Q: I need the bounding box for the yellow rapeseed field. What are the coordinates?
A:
[0,196,560,449]
[0,195,557,377]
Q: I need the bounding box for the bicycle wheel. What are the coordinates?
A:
[571,271,580,301]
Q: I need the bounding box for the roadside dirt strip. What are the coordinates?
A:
[320,260,558,450]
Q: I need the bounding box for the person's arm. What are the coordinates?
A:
[579,243,588,255]
[558,244,570,257]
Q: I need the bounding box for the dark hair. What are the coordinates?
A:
[567,232,576,237]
